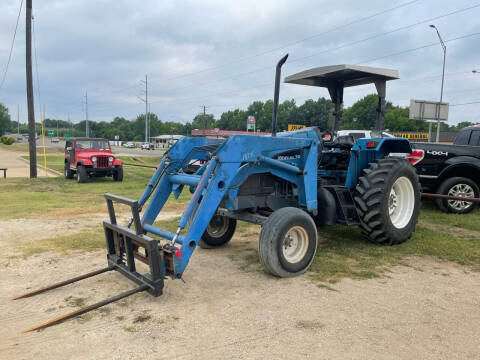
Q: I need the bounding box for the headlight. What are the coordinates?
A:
[91,156,97,162]
[109,156,114,162]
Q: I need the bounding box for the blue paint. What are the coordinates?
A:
[132,129,412,278]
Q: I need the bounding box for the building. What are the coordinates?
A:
[191,129,271,138]
[150,135,184,148]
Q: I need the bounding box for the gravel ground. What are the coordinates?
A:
[1,215,479,360]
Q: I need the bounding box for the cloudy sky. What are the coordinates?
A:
[0,0,479,126]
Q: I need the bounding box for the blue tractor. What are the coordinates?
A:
[16,56,421,332]
[100,55,420,285]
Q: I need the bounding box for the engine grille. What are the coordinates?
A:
[97,155,109,168]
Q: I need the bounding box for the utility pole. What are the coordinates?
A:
[140,75,149,143]
[429,24,446,143]
[26,0,37,178]
[17,105,20,134]
[200,105,208,129]
[84,92,89,137]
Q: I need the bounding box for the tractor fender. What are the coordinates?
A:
[313,187,337,225]
[374,137,412,155]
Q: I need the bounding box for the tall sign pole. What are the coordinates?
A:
[26,0,37,178]
[85,92,89,137]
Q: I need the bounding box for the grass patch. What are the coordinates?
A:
[419,200,480,233]
[0,152,190,220]
[65,296,87,307]
[309,225,480,284]
[17,227,105,257]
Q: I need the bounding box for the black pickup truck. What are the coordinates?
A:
[407,126,480,213]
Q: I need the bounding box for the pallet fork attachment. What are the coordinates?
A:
[12,193,170,333]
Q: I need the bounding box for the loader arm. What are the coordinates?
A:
[105,133,320,283]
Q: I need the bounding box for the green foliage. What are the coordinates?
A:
[0,135,15,145]
[0,103,11,136]
[6,96,474,141]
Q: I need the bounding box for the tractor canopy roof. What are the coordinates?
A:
[284,64,398,88]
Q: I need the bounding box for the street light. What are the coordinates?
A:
[429,24,446,143]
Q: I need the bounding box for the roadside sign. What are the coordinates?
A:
[64,133,71,138]
[288,124,306,131]
[392,132,429,141]
[114,135,120,140]
[409,100,449,122]
[47,130,54,136]
[247,116,255,131]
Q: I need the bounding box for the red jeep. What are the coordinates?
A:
[64,138,123,183]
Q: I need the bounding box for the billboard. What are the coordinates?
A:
[247,116,255,131]
[409,100,449,122]
[287,124,306,131]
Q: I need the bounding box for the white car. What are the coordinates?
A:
[141,143,154,150]
[336,130,394,140]
[123,142,135,148]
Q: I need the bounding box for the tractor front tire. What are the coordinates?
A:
[259,207,318,278]
[64,163,74,179]
[354,158,420,245]
[199,215,237,249]
[77,165,88,183]
[113,167,124,182]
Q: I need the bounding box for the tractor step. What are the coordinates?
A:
[327,186,360,226]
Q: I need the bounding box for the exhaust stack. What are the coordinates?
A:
[271,54,288,136]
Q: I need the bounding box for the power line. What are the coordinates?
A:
[147,3,480,99]
[0,0,24,95]
[148,0,420,85]
[71,26,480,117]
[291,3,480,65]
[359,32,480,64]
[450,100,480,107]
[90,0,420,98]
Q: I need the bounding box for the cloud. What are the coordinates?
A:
[0,0,478,125]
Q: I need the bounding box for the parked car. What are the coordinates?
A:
[64,137,123,183]
[336,130,394,140]
[409,125,480,213]
[123,142,135,148]
[141,143,155,150]
[51,137,60,143]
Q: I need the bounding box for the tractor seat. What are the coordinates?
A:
[323,135,355,150]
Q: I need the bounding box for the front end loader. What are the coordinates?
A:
[14,55,420,332]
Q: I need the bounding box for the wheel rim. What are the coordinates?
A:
[282,226,309,263]
[206,216,229,238]
[447,184,474,211]
[388,176,415,229]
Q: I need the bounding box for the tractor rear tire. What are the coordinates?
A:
[64,163,74,179]
[199,215,237,249]
[77,165,87,183]
[354,158,420,245]
[259,207,318,278]
[113,167,124,182]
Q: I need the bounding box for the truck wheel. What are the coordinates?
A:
[199,215,236,249]
[258,207,318,278]
[354,158,420,245]
[435,177,479,214]
[64,163,74,179]
[113,167,124,182]
[77,165,87,183]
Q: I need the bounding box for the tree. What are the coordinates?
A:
[192,114,215,129]
[0,103,11,136]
